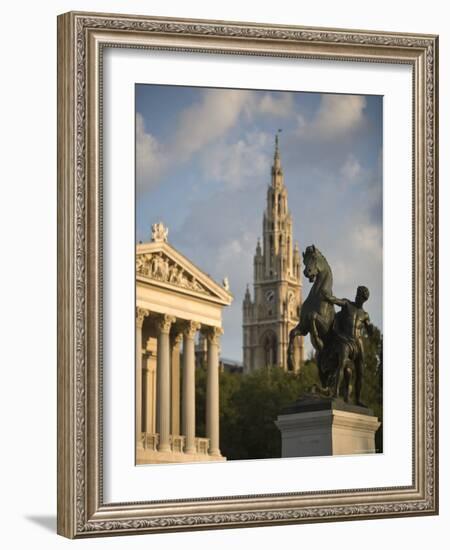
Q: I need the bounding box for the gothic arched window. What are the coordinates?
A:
[263,332,277,367]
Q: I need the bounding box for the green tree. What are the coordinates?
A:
[360,326,383,451]
[217,367,321,460]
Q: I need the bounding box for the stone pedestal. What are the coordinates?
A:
[275,396,381,457]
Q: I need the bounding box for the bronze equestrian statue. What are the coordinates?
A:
[288,245,335,389]
[288,245,372,406]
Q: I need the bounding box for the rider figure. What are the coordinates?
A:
[324,285,372,406]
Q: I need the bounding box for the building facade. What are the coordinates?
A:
[136,222,233,464]
[243,135,304,373]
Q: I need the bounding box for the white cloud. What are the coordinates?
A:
[202,131,270,189]
[172,89,253,161]
[216,232,256,278]
[137,89,295,192]
[257,92,294,117]
[136,113,165,189]
[340,154,362,182]
[332,260,354,284]
[297,94,366,139]
[352,223,382,261]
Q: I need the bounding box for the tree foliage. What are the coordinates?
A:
[359,325,383,451]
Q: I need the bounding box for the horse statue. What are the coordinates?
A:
[288,245,338,391]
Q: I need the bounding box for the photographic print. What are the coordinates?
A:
[57,12,438,537]
[135,85,383,465]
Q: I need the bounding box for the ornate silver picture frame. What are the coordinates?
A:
[57,11,438,538]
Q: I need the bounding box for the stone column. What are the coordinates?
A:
[156,314,175,452]
[182,321,200,454]
[206,327,223,457]
[142,352,150,433]
[136,307,149,446]
[170,332,182,436]
[143,338,157,434]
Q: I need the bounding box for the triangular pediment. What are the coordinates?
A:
[136,241,232,305]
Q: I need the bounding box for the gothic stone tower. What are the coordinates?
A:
[243,134,304,373]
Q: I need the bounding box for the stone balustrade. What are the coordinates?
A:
[142,433,211,455]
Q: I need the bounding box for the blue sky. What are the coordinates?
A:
[136,85,383,361]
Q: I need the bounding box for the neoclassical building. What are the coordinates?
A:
[243,135,304,373]
[136,223,233,464]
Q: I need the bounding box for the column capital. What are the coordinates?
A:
[204,326,223,345]
[136,307,149,328]
[182,320,201,340]
[155,314,176,335]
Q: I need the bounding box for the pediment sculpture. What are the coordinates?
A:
[136,251,210,296]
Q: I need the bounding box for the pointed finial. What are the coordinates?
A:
[275,129,282,156]
[222,277,230,291]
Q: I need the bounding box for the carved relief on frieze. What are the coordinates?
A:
[136,251,209,296]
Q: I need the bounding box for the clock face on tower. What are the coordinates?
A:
[265,289,275,303]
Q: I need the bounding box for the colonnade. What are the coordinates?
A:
[136,308,222,458]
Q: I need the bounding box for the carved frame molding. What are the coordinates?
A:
[57,11,438,538]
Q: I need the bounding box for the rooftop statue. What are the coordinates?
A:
[151,221,169,243]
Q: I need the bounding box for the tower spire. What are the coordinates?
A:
[243,131,304,373]
[272,130,283,186]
